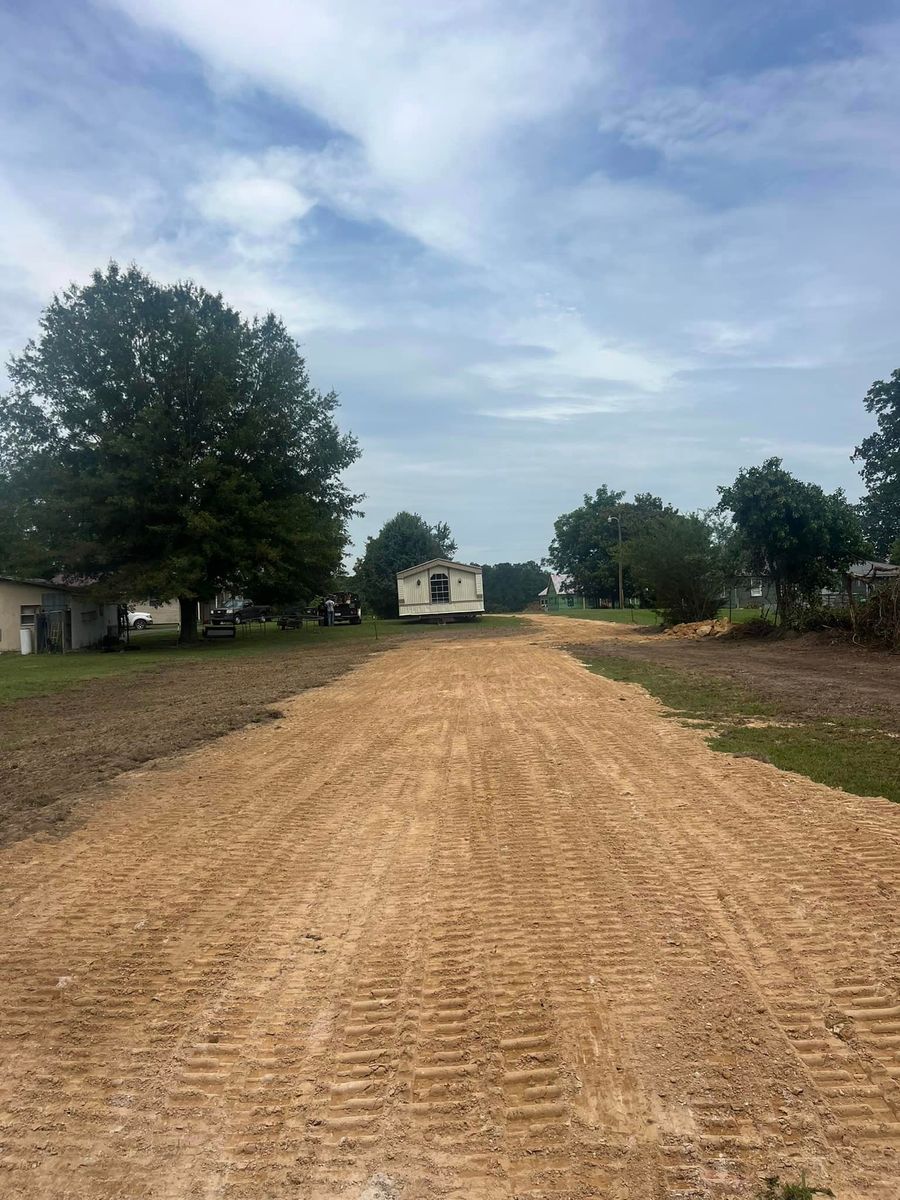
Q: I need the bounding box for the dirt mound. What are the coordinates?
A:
[664,617,734,638]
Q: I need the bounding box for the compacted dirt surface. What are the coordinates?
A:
[0,624,898,1199]
[0,636,380,847]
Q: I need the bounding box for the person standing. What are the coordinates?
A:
[324,596,336,627]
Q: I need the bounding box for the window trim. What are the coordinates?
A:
[429,572,450,604]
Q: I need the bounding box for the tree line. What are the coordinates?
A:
[1,262,898,634]
[546,439,898,629]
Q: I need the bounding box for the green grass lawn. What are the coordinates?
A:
[710,722,900,805]
[0,614,523,705]
[584,656,774,720]
[549,606,770,626]
[584,655,899,804]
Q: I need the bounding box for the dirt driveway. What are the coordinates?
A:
[0,632,897,1199]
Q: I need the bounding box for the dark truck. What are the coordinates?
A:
[318,592,362,626]
[210,598,273,625]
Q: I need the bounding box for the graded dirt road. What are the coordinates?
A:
[1,624,898,1199]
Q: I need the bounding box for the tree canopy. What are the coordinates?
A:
[0,264,359,638]
[548,488,676,604]
[853,367,900,558]
[480,561,545,612]
[626,513,727,625]
[717,458,865,626]
[355,511,457,617]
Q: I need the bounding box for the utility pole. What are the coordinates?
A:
[607,514,625,610]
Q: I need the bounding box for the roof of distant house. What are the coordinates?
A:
[0,573,55,588]
[395,558,482,578]
[0,573,96,593]
[847,560,899,580]
[538,572,575,597]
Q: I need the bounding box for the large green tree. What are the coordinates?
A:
[718,458,865,627]
[626,513,728,625]
[0,263,359,639]
[547,488,676,604]
[853,367,900,557]
[480,561,546,612]
[356,511,457,617]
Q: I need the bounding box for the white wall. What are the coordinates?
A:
[0,581,44,651]
[70,598,116,649]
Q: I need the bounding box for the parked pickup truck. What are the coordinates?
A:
[210,599,273,625]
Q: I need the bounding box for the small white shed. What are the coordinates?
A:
[396,558,485,620]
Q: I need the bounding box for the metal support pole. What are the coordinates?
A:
[608,514,624,610]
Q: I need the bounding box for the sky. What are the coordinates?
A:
[1,0,898,565]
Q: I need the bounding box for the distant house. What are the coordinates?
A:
[822,560,900,607]
[396,559,485,620]
[538,573,584,612]
[0,575,118,653]
[129,598,182,625]
[730,562,899,612]
[728,575,777,611]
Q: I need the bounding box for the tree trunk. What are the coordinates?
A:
[178,598,199,643]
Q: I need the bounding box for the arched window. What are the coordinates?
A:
[430,572,450,603]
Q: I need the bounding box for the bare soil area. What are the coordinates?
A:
[0,638,378,847]
[542,613,900,730]
[0,621,521,849]
[0,630,897,1198]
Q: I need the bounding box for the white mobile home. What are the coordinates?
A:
[396,559,485,620]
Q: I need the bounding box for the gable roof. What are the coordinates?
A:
[540,572,576,596]
[396,558,481,578]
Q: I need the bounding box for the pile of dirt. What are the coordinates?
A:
[663,617,734,639]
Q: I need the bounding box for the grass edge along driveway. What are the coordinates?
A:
[0,615,524,705]
[582,654,900,806]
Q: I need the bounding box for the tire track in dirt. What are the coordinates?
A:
[0,633,897,1198]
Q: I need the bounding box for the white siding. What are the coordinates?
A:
[0,581,44,651]
[398,564,485,617]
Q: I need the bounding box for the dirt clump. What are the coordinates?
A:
[663,617,734,638]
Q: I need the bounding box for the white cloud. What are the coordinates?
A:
[2,2,897,560]
[190,153,315,238]
[107,0,598,261]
